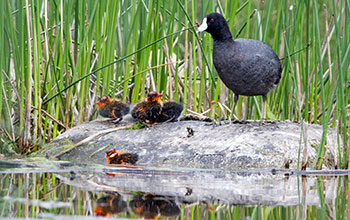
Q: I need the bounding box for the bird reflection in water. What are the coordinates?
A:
[94,193,180,219]
[129,194,181,219]
[94,193,127,217]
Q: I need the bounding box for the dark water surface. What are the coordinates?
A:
[0,160,349,219]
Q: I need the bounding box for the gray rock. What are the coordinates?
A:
[39,115,340,169]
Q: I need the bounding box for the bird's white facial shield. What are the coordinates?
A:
[197,17,208,32]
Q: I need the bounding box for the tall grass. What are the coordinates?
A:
[0,0,349,168]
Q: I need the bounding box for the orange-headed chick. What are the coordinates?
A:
[157,101,183,122]
[131,91,163,124]
[94,194,127,217]
[129,194,160,220]
[96,96,130,123]
[106,149,138,165]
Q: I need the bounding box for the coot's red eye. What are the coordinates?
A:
[210,18,214,23]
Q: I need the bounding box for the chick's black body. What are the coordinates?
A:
[98,101,130,118]
[157,102,183,122]
[106,149,138,165]
[131,102,162,124]
[94,194,127,217]
[198,12,281,102]
[96,96,130,122]
[109,153,138,165]
[129,194,180,219]
[131,91,162,124]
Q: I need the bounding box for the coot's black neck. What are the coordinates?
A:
[211,23,232,41]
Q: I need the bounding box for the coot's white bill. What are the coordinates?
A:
[197,17,208,32]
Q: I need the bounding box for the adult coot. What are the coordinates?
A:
[197,12,282,118]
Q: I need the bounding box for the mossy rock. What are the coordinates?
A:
[38,115,341,169]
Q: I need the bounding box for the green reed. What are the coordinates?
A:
[0,0,349,170]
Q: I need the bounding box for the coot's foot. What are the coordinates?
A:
[206,119,248,126]
[258,118,266,127]
[180,114,213,122]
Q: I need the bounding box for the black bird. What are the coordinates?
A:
[197,12,282,118]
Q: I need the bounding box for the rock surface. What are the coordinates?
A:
[39,115,340,169]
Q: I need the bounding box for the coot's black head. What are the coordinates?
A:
[197,12,232,40]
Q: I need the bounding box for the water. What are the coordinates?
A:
[0,160,349,219]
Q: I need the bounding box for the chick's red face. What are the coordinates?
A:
[146,91,162,102]
[96,96,111,108]
[106,149,120,164]
[94,206,108,217]
[106,149,114,157]
[106,149,120,158]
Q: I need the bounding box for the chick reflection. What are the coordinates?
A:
[94,193,127,217]
[129,194,180,219]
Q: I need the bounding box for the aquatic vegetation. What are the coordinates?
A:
[0,1,349,169]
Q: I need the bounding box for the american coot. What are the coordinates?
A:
[96,96,130,123]
[131,91,163,124]
[198,12,282,118]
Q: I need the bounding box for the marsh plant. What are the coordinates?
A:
[0,0,349,169]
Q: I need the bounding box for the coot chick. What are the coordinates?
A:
[197,12,282,118]
[157,101,183,122]
[96,96,130,123]
[131,91,163,124]
[94,194,127,216]
[106,149,138,165]
[129,194,160,219]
